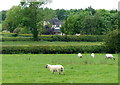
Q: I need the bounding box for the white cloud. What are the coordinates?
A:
[0,0,119,11]
[47,0,119,10]
[0,0,20,11]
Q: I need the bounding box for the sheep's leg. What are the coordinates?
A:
[58,72,60,75]
[105,57,108,60]
[62,71,64,75]
[52,71,54,74]
[113,57,115,60]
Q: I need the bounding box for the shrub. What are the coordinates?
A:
[1,37,33,41]
[104,29,120,53]
[19,27,31,34]
[1,33,106,42]
[13,27,20,33]
[2,45,106,54]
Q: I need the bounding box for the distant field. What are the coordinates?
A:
[2,54,118,83]
[2,41,103,46]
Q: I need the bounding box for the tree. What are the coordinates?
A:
[55,9,68,20]
[0,10,7,23]
[2,6,23,32]
[20,0,52,41]
[61,11,92,35]
[85,6,96,15]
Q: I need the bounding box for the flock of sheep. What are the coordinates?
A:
[77,53,115,60]
[46,53,115,75]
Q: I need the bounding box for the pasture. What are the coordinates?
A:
[2,41,102,46]
[2,54,118,83]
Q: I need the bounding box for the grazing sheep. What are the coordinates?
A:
[78,53,82,58]
[91,53,95,58]
[46,64,64,75]
[105,54,115,60]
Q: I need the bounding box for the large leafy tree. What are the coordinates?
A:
[61,11,92,35]
[2,6,23,32]
[20,0,52,41]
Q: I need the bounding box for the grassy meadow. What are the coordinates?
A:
[2,54,118,83]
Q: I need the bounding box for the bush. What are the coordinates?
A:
[104,29,120,53]
[1,33,16,37]
[13,27,20,33]
[19,27,31,34]
[1,34,106,42]
[1,37,33,41]
[2,45,106,54]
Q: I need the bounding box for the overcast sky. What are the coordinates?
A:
[0,0,119,11]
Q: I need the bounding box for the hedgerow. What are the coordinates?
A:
[1,35,105,42]
[2,45,107,54]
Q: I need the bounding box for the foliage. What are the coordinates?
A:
[104,29,120,53]
[2,6,118,36]
[1,34,105,42]
[19,27,31,34]
[2,6,23,32]
[61,9,118,35]
[2,1,54,41]
[0,10,7,23]
[2,45,106,54]
[20,0,54,41]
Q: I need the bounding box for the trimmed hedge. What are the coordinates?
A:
[1,35,105,42]
[1,37,33,41]
[2,45,107,54]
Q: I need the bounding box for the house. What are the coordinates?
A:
[49,18,63,35]
[43,18,63,35]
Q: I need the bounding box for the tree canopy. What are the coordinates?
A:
[2,5,118,37]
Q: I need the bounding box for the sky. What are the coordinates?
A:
[0,0,119,11]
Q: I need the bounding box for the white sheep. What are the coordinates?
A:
[78,53,82,58]
[46,64,64,75]
[105,54,115,60]
[91,53,95,58]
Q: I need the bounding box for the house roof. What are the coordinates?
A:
[49,18,63,25]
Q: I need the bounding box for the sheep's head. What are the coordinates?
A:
[46,64,50,68]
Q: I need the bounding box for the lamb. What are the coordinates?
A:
[91,53,95,58]
[78,53,82,58]
[105,54,115,60]
[46,64,64,75]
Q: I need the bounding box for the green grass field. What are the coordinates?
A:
[2,41,102,46]
[2,54,118,83]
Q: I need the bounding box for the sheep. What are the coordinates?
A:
[105,54,115,60]
[91,53,95,58]
[46,64,64,75]
[78,53,82,58]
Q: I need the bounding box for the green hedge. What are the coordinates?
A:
[2,45,107,54]
[1,37,33,41]
[1,35,105,42]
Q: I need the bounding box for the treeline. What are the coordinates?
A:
[1,6,118,35]
[59,7,118,35]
